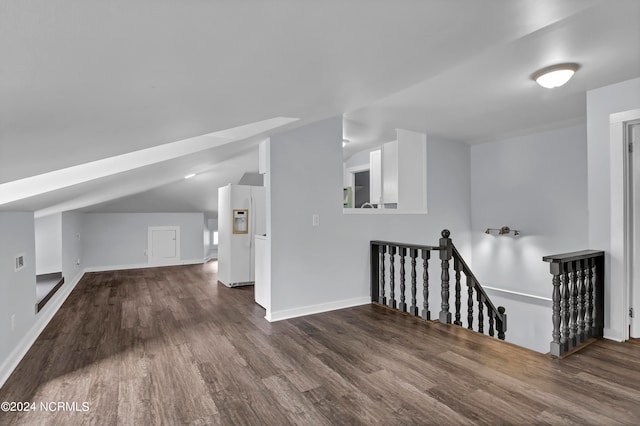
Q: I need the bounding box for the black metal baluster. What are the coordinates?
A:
[371,243,380,303]
[454,258,462,326]
[380,245,387,305]
[585,257,594,337]
[577,260,586,344]
[551,267,562,356]
[410,248,418,316]
[399,247,407,312]
[389,246,396,309]
[422,249,430,320]
[488,307,495,337]
[561,266,570,352]
[467,276,474,329]
[477,293,484,334]
[569,262,578,348]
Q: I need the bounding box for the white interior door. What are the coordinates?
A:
[148,226,181,265]
[630,123,640,337]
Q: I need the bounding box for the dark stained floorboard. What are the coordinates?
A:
[1,261,640,425]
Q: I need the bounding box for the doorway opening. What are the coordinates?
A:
[353,170,371,208]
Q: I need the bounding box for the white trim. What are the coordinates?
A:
[610,109,640,341]
[345,164,370,174]
[611,109,640,124]
[604,327,626,342]
[483,286,552,302]
[630,120,640,337]
[84,258,204,273]
[343,208,428,215]
[266,296,371,322]
[0,270,85,389]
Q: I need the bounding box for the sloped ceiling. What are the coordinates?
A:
[1,0,639,217]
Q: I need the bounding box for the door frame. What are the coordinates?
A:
[147,226,181,266]
[610,109,640,340]
[346,164,370,191]
[345,164,370,209]
[629,120,640,336]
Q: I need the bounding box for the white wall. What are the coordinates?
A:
[470,124,588,352]
[34,213,62,274]
[0,211,92,388]
[471,124,589,295]
[587,77,640,340]
[483,289,552,353]
[0,213,36,379]
[0,213,36,386]
[345,148,375,169]
[267,117,472,320]
[205,218,218,260]
[82,212,205,270]
[62,211,84,285]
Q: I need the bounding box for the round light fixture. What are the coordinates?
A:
[531,63,580,89]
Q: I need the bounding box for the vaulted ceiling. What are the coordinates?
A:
[1,0,638,218]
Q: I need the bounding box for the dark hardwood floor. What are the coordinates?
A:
[1,262,640,425]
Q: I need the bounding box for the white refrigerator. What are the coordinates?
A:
[217,184,266,287]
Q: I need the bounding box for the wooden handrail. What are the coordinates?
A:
[543,250,604,263]
[370,241,441,252]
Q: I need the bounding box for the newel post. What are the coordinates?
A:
[439,229,453,324]
[496,307,507,340]
[370,242,380,303]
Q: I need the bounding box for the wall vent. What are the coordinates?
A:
[14,254,25,272]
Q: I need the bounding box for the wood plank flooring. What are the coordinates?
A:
[1,261,640,425]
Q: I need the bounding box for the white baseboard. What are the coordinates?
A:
[84,258,204,273]
[0,270,85,389]
[266,296,370,322]
[604,328,625,342]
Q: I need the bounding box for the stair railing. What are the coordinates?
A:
[371,229,507,340]
[543,250,605,357]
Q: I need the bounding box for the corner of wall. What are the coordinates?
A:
[0,269,85,389]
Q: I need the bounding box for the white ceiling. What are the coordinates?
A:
[1,0,638,217]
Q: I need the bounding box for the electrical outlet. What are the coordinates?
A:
[11,314,15,331]
[312,214,320,227]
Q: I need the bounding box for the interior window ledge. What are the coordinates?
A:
[342,208,428,215]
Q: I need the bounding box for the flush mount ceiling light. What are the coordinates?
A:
[531,63,580,89]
